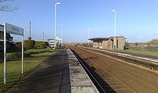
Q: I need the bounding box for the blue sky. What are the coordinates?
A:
[0,0,158,43]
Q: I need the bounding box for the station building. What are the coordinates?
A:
[0,25,13,41]
[89,36,126,50]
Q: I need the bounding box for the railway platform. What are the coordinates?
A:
[3,48,99,93]
[67,48,99,93]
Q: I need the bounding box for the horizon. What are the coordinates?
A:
[1,0,158,43]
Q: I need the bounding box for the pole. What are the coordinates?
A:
[21,32,24,74]
[114,11,117,50]
[43,32,44,41]
[54,3,61,49]
[55,4,57,39]
[59,24,64,43]
[4,23,6,84]
[112,10,117,50]
[29,22,31,37]
[88,28,90,46]
[54,4,57,49]
[60,25,62,43]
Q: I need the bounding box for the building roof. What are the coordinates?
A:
[110,36,124,38]
[89,36,125,42]
[89,38,110,41]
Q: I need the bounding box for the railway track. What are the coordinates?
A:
[67,45,158,93]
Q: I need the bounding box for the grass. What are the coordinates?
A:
[0,48,55,92]
[119,49,158,57]
[0,52,3,63]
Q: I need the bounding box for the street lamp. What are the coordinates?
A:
[55,2,61,39]
[54,2,61,49]
[111,10,117,50]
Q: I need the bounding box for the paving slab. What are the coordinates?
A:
[67,49,99,93]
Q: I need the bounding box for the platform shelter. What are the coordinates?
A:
[89,36,125,50]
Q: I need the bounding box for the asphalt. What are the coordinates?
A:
[3,48,70,93]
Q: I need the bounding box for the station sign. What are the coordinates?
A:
[5,23,23,36]
[3,23,24,84]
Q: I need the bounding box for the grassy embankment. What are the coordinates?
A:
[0,49,55,92]
[119,49,158,57]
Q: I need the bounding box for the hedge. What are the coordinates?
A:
[24,40,35,49]
[34,41,48,49]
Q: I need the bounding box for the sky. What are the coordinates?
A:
[0,0,158,43]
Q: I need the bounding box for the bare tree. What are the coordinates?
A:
[0,0,18,12]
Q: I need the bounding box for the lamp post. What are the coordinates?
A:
[55,2,61,39]
[54,2,61,49]
[88,28,90,46]
[111,10,117,50]
[43,32,44,41]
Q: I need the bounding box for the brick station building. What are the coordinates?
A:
[89,36,126,50]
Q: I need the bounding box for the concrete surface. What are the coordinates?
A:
[67,49,99,93]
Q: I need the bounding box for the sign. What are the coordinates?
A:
[5,23,23,36]
[3,23,24,84]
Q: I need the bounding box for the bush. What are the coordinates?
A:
[28,37,32,40]
[34,41,48,49]
[40,44,46,49]
[7,52,31,59]
[0,41,12,51]
[24,40,35,49]
[14,42,22,49]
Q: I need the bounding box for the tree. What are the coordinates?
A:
[135,42,138,47]
[0,0,18,12]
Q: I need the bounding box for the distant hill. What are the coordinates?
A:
[147,39,158,45]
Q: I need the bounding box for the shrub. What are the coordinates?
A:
[28,37,32,40]
[24,40,35,49]
[34,41,48,49]
[40,44,46,49]
[0,41,12,51]
[14,42,22,49]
